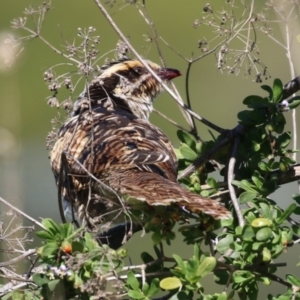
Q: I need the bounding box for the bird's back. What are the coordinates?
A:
[50,106,178,224]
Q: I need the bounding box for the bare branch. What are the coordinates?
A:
[0,196,45,230]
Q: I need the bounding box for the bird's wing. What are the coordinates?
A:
[50,107,178,184]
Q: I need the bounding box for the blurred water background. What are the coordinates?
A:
[1,0,300,297]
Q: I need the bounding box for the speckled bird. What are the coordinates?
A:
[50,58,230,230]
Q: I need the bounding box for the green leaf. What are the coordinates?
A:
[292,194,300,205]
[174,148,184,159]
[1,292,13,300]
[141,252,155,264]
[84,232,97,251]
[214,270,231,285]
[36,230,55,240]
[292,224,300,236]
[151,231,162,245]
[179,143,198,161]
[196,257,217,277]
[217,292,229,300]
[147,278,160,297]
[279,161,290,172]
[47,279,61,292]
[242,225,255,240]
[239,191,257,203]
[3,291,25,300]
[193,244,200,260]
[127,271,140,290]
[173,254,186,272]
[41,242,59,257]
[216,234,233,254]
[71,241,84,253]
[277,132,291,149]
[169,290,194,300]
[251,218,272,228]
[141,282,149,295]
[186,258,198,276]
[206,177,218,190]
[262,247,271,262]
[233,270,253,283]
[160,277,182,290]
[243,95,269,108]
[252,142,260,152]
[127,290,145,299]
[42,218,61,236]
[281,156,296,165]
[238,110,266,125]
[273,78,283,103]
[261,84,273,98]
[256,227,272,241]
[259,202,272,219]
[276,203,297,224]
[177,130,197,150]
[252,241,264,251]
[232,180,257,193]
[32,273,50,286]
[288,99,300,109]
[286,274,300,287]
[258,161,268,172]
[252,172,264,190]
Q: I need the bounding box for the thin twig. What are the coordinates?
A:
[0,273,34,283]
[0,249,36,267]
[153,108,190,132]
[0,196,45,230]
[228,137,244,227]
[138,3,195,131]
[185,60,200,140]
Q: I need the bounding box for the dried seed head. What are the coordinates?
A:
[48,82,60,92]
[44,70,53,82]
[64,78,72,89]
[47,97,60,108]
[116,40,129,59]
[62,97,73,110]
[203,3,213,13]
[11,17,27,29]
[193,19,201,28]
[198,39,207,48]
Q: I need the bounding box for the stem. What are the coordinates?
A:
[228,137,244,227]
[0,196,45,229]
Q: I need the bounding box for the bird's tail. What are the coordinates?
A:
[110,170,231,220]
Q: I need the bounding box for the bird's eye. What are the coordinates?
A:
[134,67,143,75]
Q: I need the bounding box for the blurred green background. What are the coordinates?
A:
[1,0,300,297]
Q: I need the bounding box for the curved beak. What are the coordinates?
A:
[157,68,181,81]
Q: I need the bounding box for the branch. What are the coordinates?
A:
[0,196,45,230]
[0,249,36,267]
[228,137,245,227]
[178,74,300,179]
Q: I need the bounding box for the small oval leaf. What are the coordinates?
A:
[179,143,198,161]
[251,218,272,228]
[196,257,217,277]
[256,227,272,241]
[160,277,182,290]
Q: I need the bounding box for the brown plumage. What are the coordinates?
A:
[50,58,230,228]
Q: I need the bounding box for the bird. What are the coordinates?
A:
[50,58,231,244]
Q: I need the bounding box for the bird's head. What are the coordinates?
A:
[85,59,181,119]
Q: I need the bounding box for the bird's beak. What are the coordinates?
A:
[157,68,181,81]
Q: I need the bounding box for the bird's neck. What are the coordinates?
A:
[126,97,154,120]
